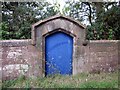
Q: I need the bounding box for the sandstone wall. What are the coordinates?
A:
[0,39,119,80]
[0,40,42,80]
[84,40,119,73]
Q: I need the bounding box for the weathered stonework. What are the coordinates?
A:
[0,15,119,80]
[1,40,41,80]
[32,15,86,76]
[1,40,119,80]
[83,40,119,73]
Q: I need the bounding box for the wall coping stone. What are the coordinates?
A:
[89,40,120,43]
[0,39,32,47]
[0,39,119,47]
[32,14,86,29]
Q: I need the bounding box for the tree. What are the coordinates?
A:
[63,1,83,22]
[86,2,120,40]
[63,1,119,40]
[1,1,120,40]
[1,1,58,39]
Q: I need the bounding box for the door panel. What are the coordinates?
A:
[45,32,73,76]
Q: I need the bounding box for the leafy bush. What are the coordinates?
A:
[86,6,120,40]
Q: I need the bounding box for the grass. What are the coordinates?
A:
[1,71,119,88]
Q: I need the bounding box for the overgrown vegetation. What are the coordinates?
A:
[1,1,58,39]
[86,5,120,40]
[1,1,120,40]
[2,71,118,88]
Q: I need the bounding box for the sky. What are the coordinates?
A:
[46,0,68,13]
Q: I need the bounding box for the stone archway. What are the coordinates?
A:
[32,15,86,76]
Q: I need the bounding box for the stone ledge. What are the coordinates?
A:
[89,40,120,43]
[0,39,32,47]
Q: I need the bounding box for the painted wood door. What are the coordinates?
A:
[45,32,73,76]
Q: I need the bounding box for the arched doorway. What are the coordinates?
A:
[45,31,73,76]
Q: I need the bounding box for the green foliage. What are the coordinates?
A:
[63,1,84,21]
[0,22,9,40]
[1,1,120,40]
[80,80,118,88]
[63,1,120,40]
[1,1,58,39]
[2,76,26,88]
[2,72,118,88]
[86,5,120,40]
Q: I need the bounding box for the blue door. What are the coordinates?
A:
[45,32,73,76]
